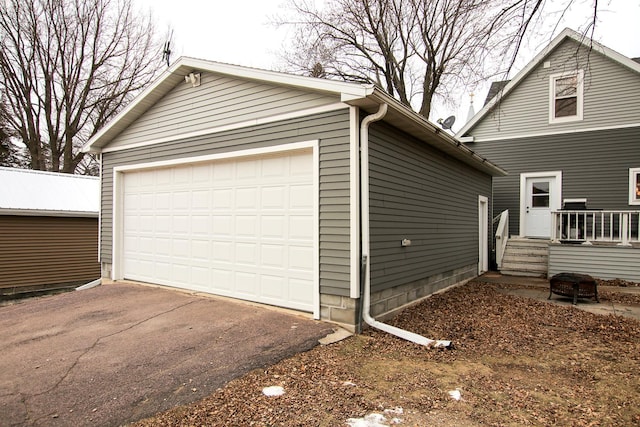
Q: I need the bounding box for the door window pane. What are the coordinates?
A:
[531,181,550,208]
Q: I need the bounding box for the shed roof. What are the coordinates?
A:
[83,57,506,177]
[0,167,99,217]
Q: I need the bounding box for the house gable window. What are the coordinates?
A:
[630,168,640,205]
[549,70,583,123]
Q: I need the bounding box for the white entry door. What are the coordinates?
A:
[521,172,561,238]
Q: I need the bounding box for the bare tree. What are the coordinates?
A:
[0,102,27,168]
[278,0,598,118]
[0,0,162,174]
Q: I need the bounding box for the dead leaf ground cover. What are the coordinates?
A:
[135,281,640,426]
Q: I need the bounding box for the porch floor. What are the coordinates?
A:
[478,271,640,321]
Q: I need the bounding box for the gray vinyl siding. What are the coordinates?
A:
[469,39,640,139]
[368,122,491,293]
[470,126,640,236]
[549,244,640,281]
[101,109,352,296]
[107,72,340,149]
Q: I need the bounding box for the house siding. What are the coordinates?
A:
[471,126,640,236]
[107,72,340,149]
[101,109,352,297]
[549,244,640,282]
[469,39,640,140]
[0,215,100,293]
[368,122,491,294]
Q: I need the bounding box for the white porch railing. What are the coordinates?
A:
[551,210,640,246]
[494,209,509,268]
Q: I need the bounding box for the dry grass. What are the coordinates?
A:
[134,281,640,426]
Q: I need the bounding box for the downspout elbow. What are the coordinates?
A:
[360,103,451,349]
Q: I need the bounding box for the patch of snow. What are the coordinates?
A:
[346,413,388,427]
[346,408,404,426]
[262,386,285,397]
[343,381,357,386]
[448,389,462,401]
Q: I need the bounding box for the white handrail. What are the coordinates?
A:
[551,210,640,245]
[495,210,509,268]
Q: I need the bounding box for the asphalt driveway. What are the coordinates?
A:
[0,282,334,426]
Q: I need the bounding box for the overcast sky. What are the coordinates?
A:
[135,0,640,128]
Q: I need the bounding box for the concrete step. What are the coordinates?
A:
[500,269,548,278]
[502,254,548,264]
[507,238,551,245]
[502,261,548,271]
[499,238,550,278]
[504,247,549,256]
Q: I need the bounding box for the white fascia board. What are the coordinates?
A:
[180,57,374,98]
[83,65,180,153]
[469,122,640,142]
[457,27,640,137]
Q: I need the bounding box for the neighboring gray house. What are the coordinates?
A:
[458,28,640,281]
[83,58,505,331]
[0,167,100,295]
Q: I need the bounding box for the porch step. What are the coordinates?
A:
[498,238,549,278]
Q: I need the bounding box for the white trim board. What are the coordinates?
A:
[464,122,640,143]
[102,103,349,154]
[111,140,321,319]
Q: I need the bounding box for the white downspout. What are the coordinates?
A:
[360,103,451,348]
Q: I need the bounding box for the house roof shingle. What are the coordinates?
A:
[483,80,510,106]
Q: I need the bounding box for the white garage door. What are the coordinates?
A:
[121,150,315,312]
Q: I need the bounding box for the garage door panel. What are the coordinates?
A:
[262,275,286,299]
[236,188,257,209]
[122,150,315,312]
[191,240,210,260]
[236,216,257,236]
[289,216,313,240]
[290,185,313,209]
[289,246,313,271]
[212,188,233,209]
[212,216,232,235]
[261,186,285,209]
[237,160,259,180]
[213,242,233,262]
[289,278,314,305]
[191,190,210,210]
[236,243,257,265]
[261,244,285,268]
[236,272,258,295]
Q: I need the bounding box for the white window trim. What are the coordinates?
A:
[630,168,640,205]
[549,69,584,124]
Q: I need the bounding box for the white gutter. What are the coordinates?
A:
[360,103,451,348]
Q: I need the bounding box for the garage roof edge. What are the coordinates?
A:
[83,57,375,153]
